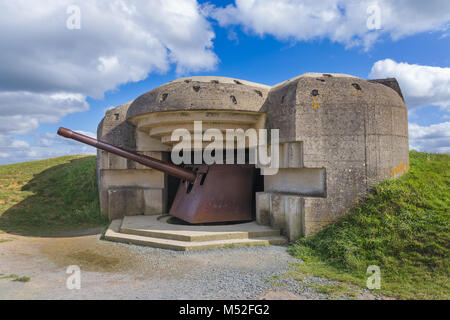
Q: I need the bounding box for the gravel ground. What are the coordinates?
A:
[0,232,386,300]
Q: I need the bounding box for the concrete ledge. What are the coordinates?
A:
[120,215,281,242]
[104,217,288,251]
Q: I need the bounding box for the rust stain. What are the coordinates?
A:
[390,159,409,177]
[312,96,319,109]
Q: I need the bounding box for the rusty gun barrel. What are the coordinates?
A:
[57,127,197,183]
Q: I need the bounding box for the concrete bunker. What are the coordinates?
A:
[96,73,409,241]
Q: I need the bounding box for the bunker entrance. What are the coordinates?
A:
[166,149,264,224]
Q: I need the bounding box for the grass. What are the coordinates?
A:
[0,274,31,282]
[0,155,108,236]
[288,151,449,299]
[1,152,448,298]
[306,283,359,298]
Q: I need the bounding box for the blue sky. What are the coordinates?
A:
[1,0,449,164]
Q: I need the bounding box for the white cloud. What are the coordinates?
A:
[209,0,450,49]
[0,92,89,134]
[0,0,217,120]
[38,139,53,147]
[408,122,450,153]
[369,59,450,110]
[0,130,97,165]
[0,0,217,98]
[0,135,31,163]
[370,59,450,154]
[0,116,40,136]
[11,140,30,148]
[0,0,217,163]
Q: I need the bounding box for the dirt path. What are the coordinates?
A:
[0,231,383,300]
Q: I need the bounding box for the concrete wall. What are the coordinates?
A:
[257,73,409,238]
[97,102,168,220]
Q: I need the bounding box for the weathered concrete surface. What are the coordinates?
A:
[120,215,282,241]
[104,217,287,251]
[256,192,305,241]
[131,109,266,149]
[96,73,409,238]
[126,76,270,119]
[97,103,168,220]
[262,73,409,235]
[264,168,326,196]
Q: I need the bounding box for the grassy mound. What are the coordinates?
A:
[288,151,449,299]
[0,155,108,236]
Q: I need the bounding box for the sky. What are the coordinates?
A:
[0,0,449,164]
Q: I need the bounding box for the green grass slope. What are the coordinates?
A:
[0,155,108,236]
[288,151,449,299]
[0,152,448,298]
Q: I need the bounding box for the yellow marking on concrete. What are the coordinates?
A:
[390,159,409,177]
[312,96,319,109]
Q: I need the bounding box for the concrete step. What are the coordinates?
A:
[104,219,288,251]
[119,215,282,242]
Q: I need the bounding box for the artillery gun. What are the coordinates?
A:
[57,127,254,224]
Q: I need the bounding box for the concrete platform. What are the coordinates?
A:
[104,215,288,251]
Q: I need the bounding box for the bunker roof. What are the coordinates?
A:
[126,76,271,120]
[125,73,404,121]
